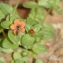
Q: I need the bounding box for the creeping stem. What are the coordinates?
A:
[2,29,7,38]
[13,0,20,13]
[43,8,52,21]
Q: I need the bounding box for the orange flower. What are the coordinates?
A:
[10,19,26,35]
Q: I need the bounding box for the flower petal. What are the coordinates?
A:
[20,28,25,33]
[14,19,21,24]
[10,24,16,30]
[20,21,26,28]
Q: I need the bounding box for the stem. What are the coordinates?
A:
[43,8,52,21]
[33,58,36,63]
[13,0,20,13]
[34,8,39,23]
[2,30,6,38]
[10,0,13,6]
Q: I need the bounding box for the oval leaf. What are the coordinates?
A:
[23,2,38,8]
[0,10,5,20]
[0,57,5,63]
[0,2,13,15]
[2,48,13,53]
[21,34,35,49]
[42,23,55,40]
[33,24,43,32]
[35,59,43,63]
[2,38,18,49]
[27,7,45,25]
[13,52,22,60]
[15,59,24,63]
[11,60,15,63]
[53,6,62,15]
[8,30,22,44]
[32,43,47,54]
[1,21,11,29]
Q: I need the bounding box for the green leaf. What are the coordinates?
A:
[17,48,23,53]
[0,10,5,20]
[27,17,38,26]
[32,31,43,38]
[32,53,37,58]
[2,48,13,53]
[15,59,24,63]
[38,0,62,8]
[0,57,5,63]
[42,32,54,40]
[13,52,22,60]
[21,57,28,62]
[27,7,45,25]
[0,2,13,15]
[25,24,31,32]
[8,30,23,44]
[1,21,11,29]
[32,43,47,54]
[38,0,48,6]
[11,60,15,63]
[53,6,62,15]
[6,14,21,25]
[2,38,18,49]
[21,34,35,49]
[35,7,45,22]
[43,23,55,33]
[35,59,43,63]
[35,37,41,42]
[41,40,46,45]
[54,0,62,5]
[23,2,38,8]
[33,24,43,32]
[38,0,52,8]
[24,61,28,63]
[42,23,55,40]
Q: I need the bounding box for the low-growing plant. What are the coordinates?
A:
[0,0,62,63]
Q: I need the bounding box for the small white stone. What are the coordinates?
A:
[49,55,58,61]
[52,24,61,29]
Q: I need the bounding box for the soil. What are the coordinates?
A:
[0,1,63,63]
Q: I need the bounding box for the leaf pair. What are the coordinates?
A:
[26,7,45,25]
[38,0,62,15]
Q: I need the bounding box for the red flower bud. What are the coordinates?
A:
[30,29,34,34]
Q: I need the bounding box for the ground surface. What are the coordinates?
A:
[0,1,63,63]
